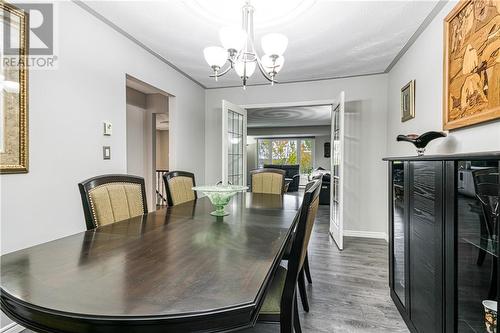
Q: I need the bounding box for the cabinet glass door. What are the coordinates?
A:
[456,160,498,332]
[392,161,406,306]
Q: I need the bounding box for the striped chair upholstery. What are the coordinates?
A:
[163,171,197,206]
[250,168,286,195]
[79,175,148,230]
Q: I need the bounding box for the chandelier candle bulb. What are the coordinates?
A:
[203,46,228,69]
[261,33,288,56]
[235,60,256,78]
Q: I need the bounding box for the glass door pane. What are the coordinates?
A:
[456,160,498,332]
[257,139,271,168]
[227,110,244,186]
[331,105,341,234]
[392,161,406,305]
[300,139,313,175]
[271,140,297,165]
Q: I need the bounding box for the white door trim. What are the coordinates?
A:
[329,91,345,250]
[240,99,337,110]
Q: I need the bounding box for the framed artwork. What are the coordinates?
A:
[444,0,500,130]
[0,2,29,173]
[401,80,415,122]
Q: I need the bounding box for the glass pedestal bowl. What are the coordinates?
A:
[192,185,248,216]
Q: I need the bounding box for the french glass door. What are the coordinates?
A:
[222,100,247,186]
[330,91,345,250]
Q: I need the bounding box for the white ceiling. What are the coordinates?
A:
[85,0,438,88]
[247,105,331,128]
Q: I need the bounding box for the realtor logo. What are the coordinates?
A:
[2,2,58,69]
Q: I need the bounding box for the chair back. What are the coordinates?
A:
[281,180,321,306]
[474,168,499,185]
[473,168,499,237]
[163,171,197,206]
[79,174,148,230]
[475,183,499,214]
[250,168,286,195]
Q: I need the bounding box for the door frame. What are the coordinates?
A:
[222,100,247,186]
[241,99,337,110]
[329,92,345,250]
[125,74,172,212]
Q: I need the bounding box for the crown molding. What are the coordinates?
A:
[384,0,448,73]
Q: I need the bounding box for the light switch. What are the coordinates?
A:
[103,146,111,160]
[103,122,112,136]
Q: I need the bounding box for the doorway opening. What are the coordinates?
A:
[125,75,170,211]
[245,104,332,189]
[221,96,345,250]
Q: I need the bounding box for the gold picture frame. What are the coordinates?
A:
[443,0,500,130]
[401,80,415,122]
[0,2,29,173]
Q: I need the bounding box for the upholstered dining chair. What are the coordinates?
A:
[258,179,321,333]
[250,168,287,195]
[163,171,197,206]
[474,167,499,185]
[283,181,315,312]
[78,174,148,230]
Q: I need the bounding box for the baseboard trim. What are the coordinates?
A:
[344,230,388,242]
[1,323,25,333]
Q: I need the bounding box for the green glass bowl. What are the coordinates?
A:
[192,185,248,216]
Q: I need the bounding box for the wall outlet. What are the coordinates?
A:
[103,122,112,136]
[103,146,111,160]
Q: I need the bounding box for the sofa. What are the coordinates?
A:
[263,164,300,192]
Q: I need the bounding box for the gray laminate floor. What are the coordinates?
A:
[23,205,408,333]
[242,205,409,333]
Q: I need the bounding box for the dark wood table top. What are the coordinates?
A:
[0,192,302,333]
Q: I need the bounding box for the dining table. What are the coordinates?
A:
[0,192,303,333]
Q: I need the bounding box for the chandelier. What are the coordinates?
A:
[203,1,288,88]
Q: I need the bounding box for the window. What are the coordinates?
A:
[257,138,315,174]
[300,139,313,174]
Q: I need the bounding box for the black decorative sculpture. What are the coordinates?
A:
[397,131,447,156]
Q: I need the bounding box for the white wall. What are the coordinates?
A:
[126,87,147,180]
[126,105,146,176]
[314,135,331,170]
[205,75,389,236]
[0,1,205,254]
[156,130,169,170]
[387,1,500,156]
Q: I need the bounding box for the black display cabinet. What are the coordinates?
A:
[385,152,500,333]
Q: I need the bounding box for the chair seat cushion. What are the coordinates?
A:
[260,265,287,315]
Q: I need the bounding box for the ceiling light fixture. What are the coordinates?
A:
[203,0,287,89]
